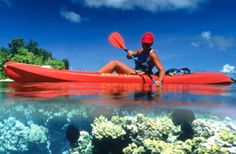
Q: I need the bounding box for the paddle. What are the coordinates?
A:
[108,32,156,83]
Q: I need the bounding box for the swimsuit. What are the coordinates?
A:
[135,49,154,74]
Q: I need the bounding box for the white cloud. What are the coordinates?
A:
[0,0,12,7]
[60,8,81,23]
[192,31,236,51]
[201,31,211,41]
[82,0,205,12]
[221,64,235,73]
[212,36,236,50]
[191,42,200,47]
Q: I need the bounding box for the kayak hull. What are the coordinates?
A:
[3,62,233,84]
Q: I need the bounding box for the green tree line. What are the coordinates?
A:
[0,38,69,79]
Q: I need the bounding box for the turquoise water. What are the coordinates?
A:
[0,82,236,153]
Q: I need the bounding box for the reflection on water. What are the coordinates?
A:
[4,82,235,108]
[0,82,236,153]
[2,82,236,117]
[5,82,231,98]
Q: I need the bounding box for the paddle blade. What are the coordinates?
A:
[108,32,127,49]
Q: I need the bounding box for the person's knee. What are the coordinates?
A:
[114,60,122,65]
[107,60,122,70]
[114,60,123,69]
[107,60,116,67]
[107,60,115,64]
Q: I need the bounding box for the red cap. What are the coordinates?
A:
[141,32,154,44]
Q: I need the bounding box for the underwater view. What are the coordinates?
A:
[0,82,236,154]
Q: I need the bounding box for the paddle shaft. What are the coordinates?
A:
[123,48,156,83]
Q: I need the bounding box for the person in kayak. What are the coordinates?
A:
[99,32,165,86]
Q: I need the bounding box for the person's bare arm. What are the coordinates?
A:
[127,48,142,59]
[150,50,165,85]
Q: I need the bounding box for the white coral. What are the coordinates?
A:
[0,117,48,153]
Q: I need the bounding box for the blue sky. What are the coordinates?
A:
[0,0,236,73]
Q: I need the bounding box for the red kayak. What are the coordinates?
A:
[3,61,233,84]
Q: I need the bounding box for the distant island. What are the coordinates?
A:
[0,38,69,79]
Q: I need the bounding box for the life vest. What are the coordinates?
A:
[135,49,154,73]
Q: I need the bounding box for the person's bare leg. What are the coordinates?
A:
[98,60,117,73]
[115,60,135,74]
[99,60,135,74]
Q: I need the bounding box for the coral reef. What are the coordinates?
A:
[28,121,48,143]
[91,115,128,153]
[123,137,229,154]
[88,113,235,154]
[1,107,235,153]
[112,113,181,143]
[192,119,215,138]
[0,117,48,153]
[123,143,145,154]
[71,131,93,154]
[219,129,236,144]
[91,115,126,140]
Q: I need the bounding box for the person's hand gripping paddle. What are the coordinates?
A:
[108,32,156,84]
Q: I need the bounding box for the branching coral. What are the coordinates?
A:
[0,117,48,153]
[219,129,236,144]
[192,119,215,138]
[91,115,126,140]
[71,131,93,154]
